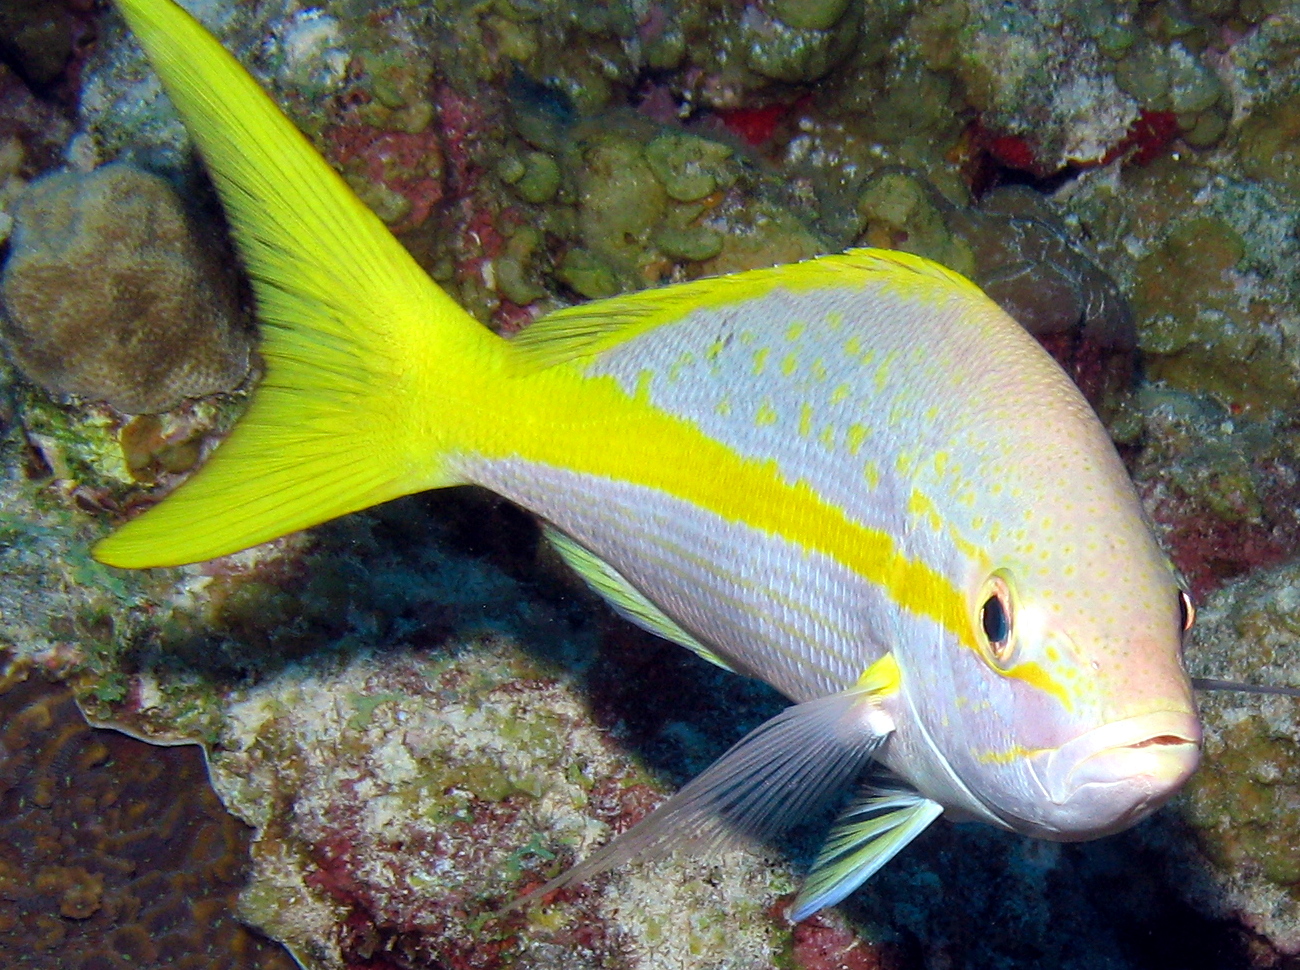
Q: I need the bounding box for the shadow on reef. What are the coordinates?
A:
[105,486,1278,969]
[844,817,1259,970]
[0,656,296,970]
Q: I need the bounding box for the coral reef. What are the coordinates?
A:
[0,163,252,413]
[1182,560,1300,953]
[0,655,296,969]
[2,0,1300,967]
[1128,387,1300,599]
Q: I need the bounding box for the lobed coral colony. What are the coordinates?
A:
[1,162,251,414]
[2,0,1300,968]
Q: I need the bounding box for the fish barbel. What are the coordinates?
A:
[95,0,1200,919]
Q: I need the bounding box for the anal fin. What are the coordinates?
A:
[544,525,734,672]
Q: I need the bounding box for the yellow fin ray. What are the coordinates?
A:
[792,781,943,919]
[509,248,989,371]
[96,0,502,567]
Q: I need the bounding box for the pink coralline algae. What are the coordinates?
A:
[325,124,445,233]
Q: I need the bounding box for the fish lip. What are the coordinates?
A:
[1025,711,1201,838]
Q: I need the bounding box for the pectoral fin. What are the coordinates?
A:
[515,654,901,908]
[791,780,943,920]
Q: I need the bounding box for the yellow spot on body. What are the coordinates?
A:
[782,353,798,376]
[716,398,732,417]
[756,401,778,426]
[844,335,862,358]
[799,403,813,437]
[864,461,880,489]
[831,383,850,405]
[874,355,894,392]
[896,451,915,476]
[846,424,869,455]
[819,425,835,450]
[975,744,1047,766]
[933,452,949,476]
[811,358,827,382]
[634,369,653,402]
[786,321,806,341]
[706,339,727,361]
[924,405,939,422]
[908,489,944,533]
[753,347,770,375]
[826,310,844,331]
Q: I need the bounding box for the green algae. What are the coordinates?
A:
[509,151,562,204]
[1131,215,1296,411]
[572,129,667,282]
[856,170,975,277]
[558,247,619,299]
[347,690,407,729]
[494,226,549,306]
[643,132,735,203]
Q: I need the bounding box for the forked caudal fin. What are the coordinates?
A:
[511,654,938,921]
[93,0,505,568]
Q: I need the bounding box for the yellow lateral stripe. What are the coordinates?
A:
[474,363,977,653]
[470,362,1068,702]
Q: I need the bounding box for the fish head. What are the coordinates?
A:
[886,401,1200,842]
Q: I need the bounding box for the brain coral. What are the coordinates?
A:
[0,659,296,970]
[0,163,251,414]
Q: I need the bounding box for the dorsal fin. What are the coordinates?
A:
[508,248,988,371]
[543,525,735,672]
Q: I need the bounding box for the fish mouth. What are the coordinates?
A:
[1025,711,1201,840]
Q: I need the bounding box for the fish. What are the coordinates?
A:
[96,0,1202,920]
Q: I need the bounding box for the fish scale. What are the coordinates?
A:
[465,456,870,700]
[95,0,1203,924]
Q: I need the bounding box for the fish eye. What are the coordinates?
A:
[978,572,1015,664]
[1178,588,1196,633]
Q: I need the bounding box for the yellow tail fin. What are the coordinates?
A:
[94,0,503,568]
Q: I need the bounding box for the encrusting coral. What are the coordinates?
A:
[0,655,296,970]
[0,162,251,414]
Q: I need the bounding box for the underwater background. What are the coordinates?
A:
[3,0,1300,966]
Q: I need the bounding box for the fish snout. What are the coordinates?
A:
[1026,712,1201,840]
